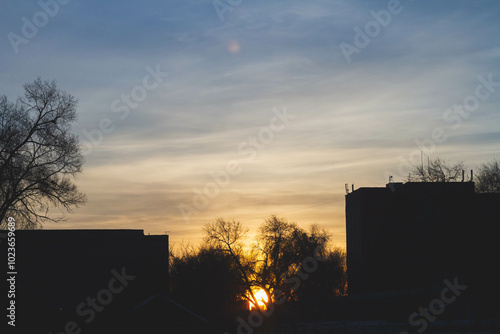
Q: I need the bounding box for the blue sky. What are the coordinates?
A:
[1,0,499,247]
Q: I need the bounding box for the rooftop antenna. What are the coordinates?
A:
[462,170,465,182]
[470,170,473,182]
[352,184,354,192]
[345,183,349,194]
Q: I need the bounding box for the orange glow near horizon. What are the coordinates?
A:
[248,288,269,310]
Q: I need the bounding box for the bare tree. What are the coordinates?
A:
[203,218,262,310]
[475,159,500,193]
[0,78,86,229]
[255,216,331,302]
[408,157,465,182]
[202,217,346,311]
[256,216,297,295]
[169,244,246,317]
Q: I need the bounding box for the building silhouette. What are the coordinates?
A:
[0,229,197,333]
[1,229,218,333]
[345,182,500,321]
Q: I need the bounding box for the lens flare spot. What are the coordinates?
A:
[227,40,241,54]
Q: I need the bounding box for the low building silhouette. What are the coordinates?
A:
[0,229,175,333]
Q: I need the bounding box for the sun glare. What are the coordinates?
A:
[248,288,269,310]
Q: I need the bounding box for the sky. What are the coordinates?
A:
[1,0,499,249]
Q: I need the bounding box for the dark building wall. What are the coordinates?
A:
[0,229,168,332]
[345,182,489,296]
[345,188,390,295]
[345,182,500,322]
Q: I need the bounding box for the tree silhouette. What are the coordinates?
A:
[203,218,262,311]
[475,159,500,193]
[0,78,86,228]
[294,247,347,306]
[408,157,464,182]
[169,245,246,318]
[255,216,337,303]
[169,216,347,322]
[199,216,346,312]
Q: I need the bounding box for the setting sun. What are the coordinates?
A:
[248,288,269,311]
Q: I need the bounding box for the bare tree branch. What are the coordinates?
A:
[203,219,264,311]
[408,157,465,182]
[476,159,500,193]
